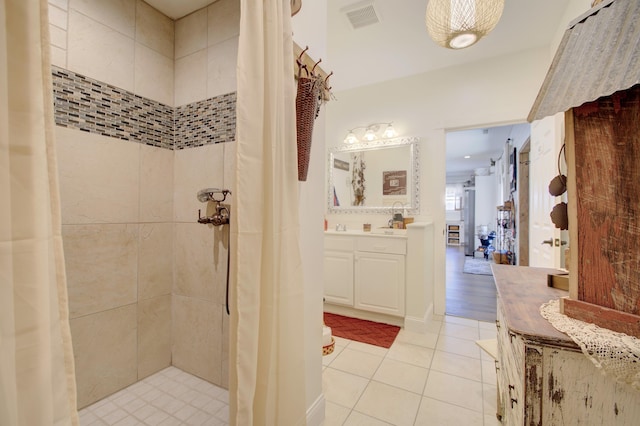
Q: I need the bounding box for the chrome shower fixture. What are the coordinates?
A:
[197,188,231,203]
[197,188,231,226]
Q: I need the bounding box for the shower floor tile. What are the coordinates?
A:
[78,367,228,426]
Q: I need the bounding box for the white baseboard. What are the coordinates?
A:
[306,394,325,426]
[404,303,434,333]
[323,304,404,327]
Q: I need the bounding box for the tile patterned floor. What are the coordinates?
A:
[323,314,501,426]
[80,315,499,426]
[78,367,229,426]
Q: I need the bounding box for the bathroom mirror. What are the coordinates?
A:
[327,137,420,214]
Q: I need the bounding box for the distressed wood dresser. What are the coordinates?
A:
[492,265,639,425]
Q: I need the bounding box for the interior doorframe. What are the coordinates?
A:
[518,139,531,266]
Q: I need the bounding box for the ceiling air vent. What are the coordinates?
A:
[342,0,380,30]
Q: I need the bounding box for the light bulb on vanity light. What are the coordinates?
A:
[363,127,377,141]
[342,122,398,144]
[343,131,358,144]
[382,123,397,138]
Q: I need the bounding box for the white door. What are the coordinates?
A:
[529,113,564,268]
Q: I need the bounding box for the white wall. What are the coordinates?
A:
[326,46,551,315]
[292,4,328,424]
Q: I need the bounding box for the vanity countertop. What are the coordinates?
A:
[325,229,407,238]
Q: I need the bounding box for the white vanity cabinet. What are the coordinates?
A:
[354,237,406,316]
[324,233,406,318]
[323,237,354,306]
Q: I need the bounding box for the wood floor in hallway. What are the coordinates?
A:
[445,245,497,322]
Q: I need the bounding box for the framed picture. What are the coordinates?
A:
[333,158,349,171]
[382,170,407,195]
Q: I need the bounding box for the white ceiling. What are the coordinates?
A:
[445,123,530,184]
[144,0,570,180]
[327,0,570,92]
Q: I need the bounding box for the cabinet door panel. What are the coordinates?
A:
[354,252,405,316]
[324,250,354,306]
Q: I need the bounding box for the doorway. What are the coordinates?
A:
[518,140,531,266]
[444,123,531,321]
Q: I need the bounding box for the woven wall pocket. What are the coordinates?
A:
[295,75,323,181]
[295,48,331,182]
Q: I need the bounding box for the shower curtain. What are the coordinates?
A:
[231,0,307,424]
[0,0,79,425]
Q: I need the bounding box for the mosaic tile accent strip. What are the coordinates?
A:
[174,92,236,150]
[51,66,173,149]
[51,66,237,150]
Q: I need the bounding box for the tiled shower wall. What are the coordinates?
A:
[48,0,239,408]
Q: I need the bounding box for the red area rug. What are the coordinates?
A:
[324,312,400,348]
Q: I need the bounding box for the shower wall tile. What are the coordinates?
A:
[139,144,174,222]
[175,8,208,59]
[173,223,216,302]
[207,0,240,47]
[222,142,236,208]
[135,0,174,59]
[138,223,173,301]
[174,49,208,107]
[50,0,69,11]
[50,46,67,69]
[138,294,172,379]
[49,24,67,49]
[221,310,230,389]
[173,143,224,222]
[211,224,230,306]
[172,295,223,384]
[63,224,139,318]
[134,42,174,109]
[70,0,135,38]
[55,127,140,224]
[48,4,68,30]
[70,303,137,409]
[207,37,238,99]
[67,10,135,93]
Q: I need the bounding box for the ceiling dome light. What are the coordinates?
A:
[425,0,504,50]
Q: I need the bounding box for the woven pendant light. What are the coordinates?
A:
[426,0,505,49]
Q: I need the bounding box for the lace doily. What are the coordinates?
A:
[540,299,640,391]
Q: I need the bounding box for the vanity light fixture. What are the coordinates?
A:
[425,0,504,50]
[343,122,397,144]
[464,155,471,159]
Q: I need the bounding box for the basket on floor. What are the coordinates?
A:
[322,337,335,356]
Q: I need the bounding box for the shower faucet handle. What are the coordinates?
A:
[197,209,211,224]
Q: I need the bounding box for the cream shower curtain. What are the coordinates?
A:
[231,0,307,424]
[0,0,78,425]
